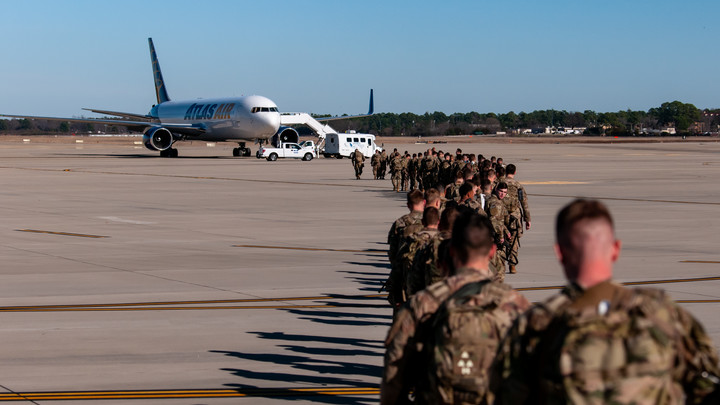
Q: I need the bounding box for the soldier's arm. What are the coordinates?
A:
[381,303,422,405]
[673,304,720,403]
[490,314,533,405]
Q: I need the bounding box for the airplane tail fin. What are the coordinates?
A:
[148,38,170,104]
[368,89,374,115]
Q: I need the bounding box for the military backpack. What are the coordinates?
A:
[417,280,514,405]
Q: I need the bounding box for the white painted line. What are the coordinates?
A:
[98,216,155,225]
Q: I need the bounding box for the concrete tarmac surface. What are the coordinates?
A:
[1,138,719,404]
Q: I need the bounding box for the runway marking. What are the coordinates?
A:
[0,386,380,401]
[233,244,386,253]
[1,275,718,312]
[523,181,587,185]
[532,194,720,206]
[680,260,720,264]
[15,229,109,238]
[98,216,155,225]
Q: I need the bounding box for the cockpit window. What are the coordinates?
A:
[251,107,279,113]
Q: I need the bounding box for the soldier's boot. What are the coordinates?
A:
[509,265,517,274]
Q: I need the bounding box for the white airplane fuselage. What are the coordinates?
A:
[155,95,281,142]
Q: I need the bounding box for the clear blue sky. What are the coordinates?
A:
[1,0,718,117]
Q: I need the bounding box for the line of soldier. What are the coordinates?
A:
[380,198,720,404]
[385,153,531,284]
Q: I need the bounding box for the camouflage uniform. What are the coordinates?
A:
[381,267,530,405]
[461,197,487,217]
[408,156,419,190]
[379,150,388,179]
[439,159,453,187]
[401,156,410,191]
[371,151,381,179]
[445,182,463,202]
[422,155,439,190]
[390,155,404,192]
[351,149,365,179]
[503,177,530,273]
[399,228,439,299]
[491,281,720,405]
[411,231,451,293]
[485,194,511,272]
[386,210,424,306]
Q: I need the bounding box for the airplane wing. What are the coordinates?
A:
[0,113,206,135]
[82,108,154,121]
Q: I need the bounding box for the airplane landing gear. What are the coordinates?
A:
[160,148,178,158]
[233,142,251,157]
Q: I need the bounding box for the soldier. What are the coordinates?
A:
[401,154,411,191]
[371,150,381,179]
[390,153,404,192]
[379,149,388,179]
[398,207,441,300]
[485,182,512,277]
[491,199,720,404]
[439,153,454,187]
[385,190,425,309]
[381,212,530,405]
[408,153,419,190]
[458,182,485,216]
[351,148,365,180]
[444,171,465,202]
[503,163,531,274]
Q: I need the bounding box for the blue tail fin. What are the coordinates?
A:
[368,89,374,115]
[148,38,170,104]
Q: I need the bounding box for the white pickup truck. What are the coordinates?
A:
[257,141,317,161]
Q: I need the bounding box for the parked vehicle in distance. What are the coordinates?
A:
[322,131,382,159]
[257,141,317,161]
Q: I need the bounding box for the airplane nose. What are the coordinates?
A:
[261,112,281,136]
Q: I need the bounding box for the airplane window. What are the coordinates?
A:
[251,107,258,113]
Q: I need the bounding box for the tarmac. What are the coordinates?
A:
[0,137,719,404]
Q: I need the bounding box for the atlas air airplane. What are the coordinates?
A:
[1,38,373,157]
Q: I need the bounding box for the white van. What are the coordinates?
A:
[323,131,382,159]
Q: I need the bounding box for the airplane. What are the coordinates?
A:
[0,38,373,158]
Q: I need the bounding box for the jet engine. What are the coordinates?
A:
[143,127,174,151]
[270,126,299,147]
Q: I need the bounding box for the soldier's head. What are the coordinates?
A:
[506,164,517,175]
[450,212,496,271]
[555,199,620,288]
[480,178,492,195]
[496,166,506,178]
[439,203,461,232]
[486,169,497,182]
[459,182,475,201]
[497,157,504,166]
[424,188,442,209]
[407,190,425,212]
[422,206,440,229]
[455,171,465,184]
[495,182,508,199]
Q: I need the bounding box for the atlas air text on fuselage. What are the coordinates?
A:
[183,103,236,121]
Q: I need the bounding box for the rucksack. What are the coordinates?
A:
[534,286,680,404]
[418,280,514,404]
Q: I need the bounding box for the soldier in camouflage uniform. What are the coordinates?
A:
[485,182,512,277]
[458,182,486,216]
[381,212,530,405]
[379,149,388,179]
[371,150,381,179]
[408,153,419,190]
[398,207,440,299]
[351,148,364,180]
[390,153,404,192]
[401,154,410,191]
[501,164,530,274]
[490,199,720,405]
[385,190,426,309]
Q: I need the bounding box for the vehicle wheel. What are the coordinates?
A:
[268,153,278,161]
[233,148,240,157]
[303,153,313,161]
[243,148,251,157]
[171,148,179,158]
[323,153,331,158]
[336,155,343,159]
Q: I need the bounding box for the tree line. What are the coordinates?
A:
[1,101,718,137]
